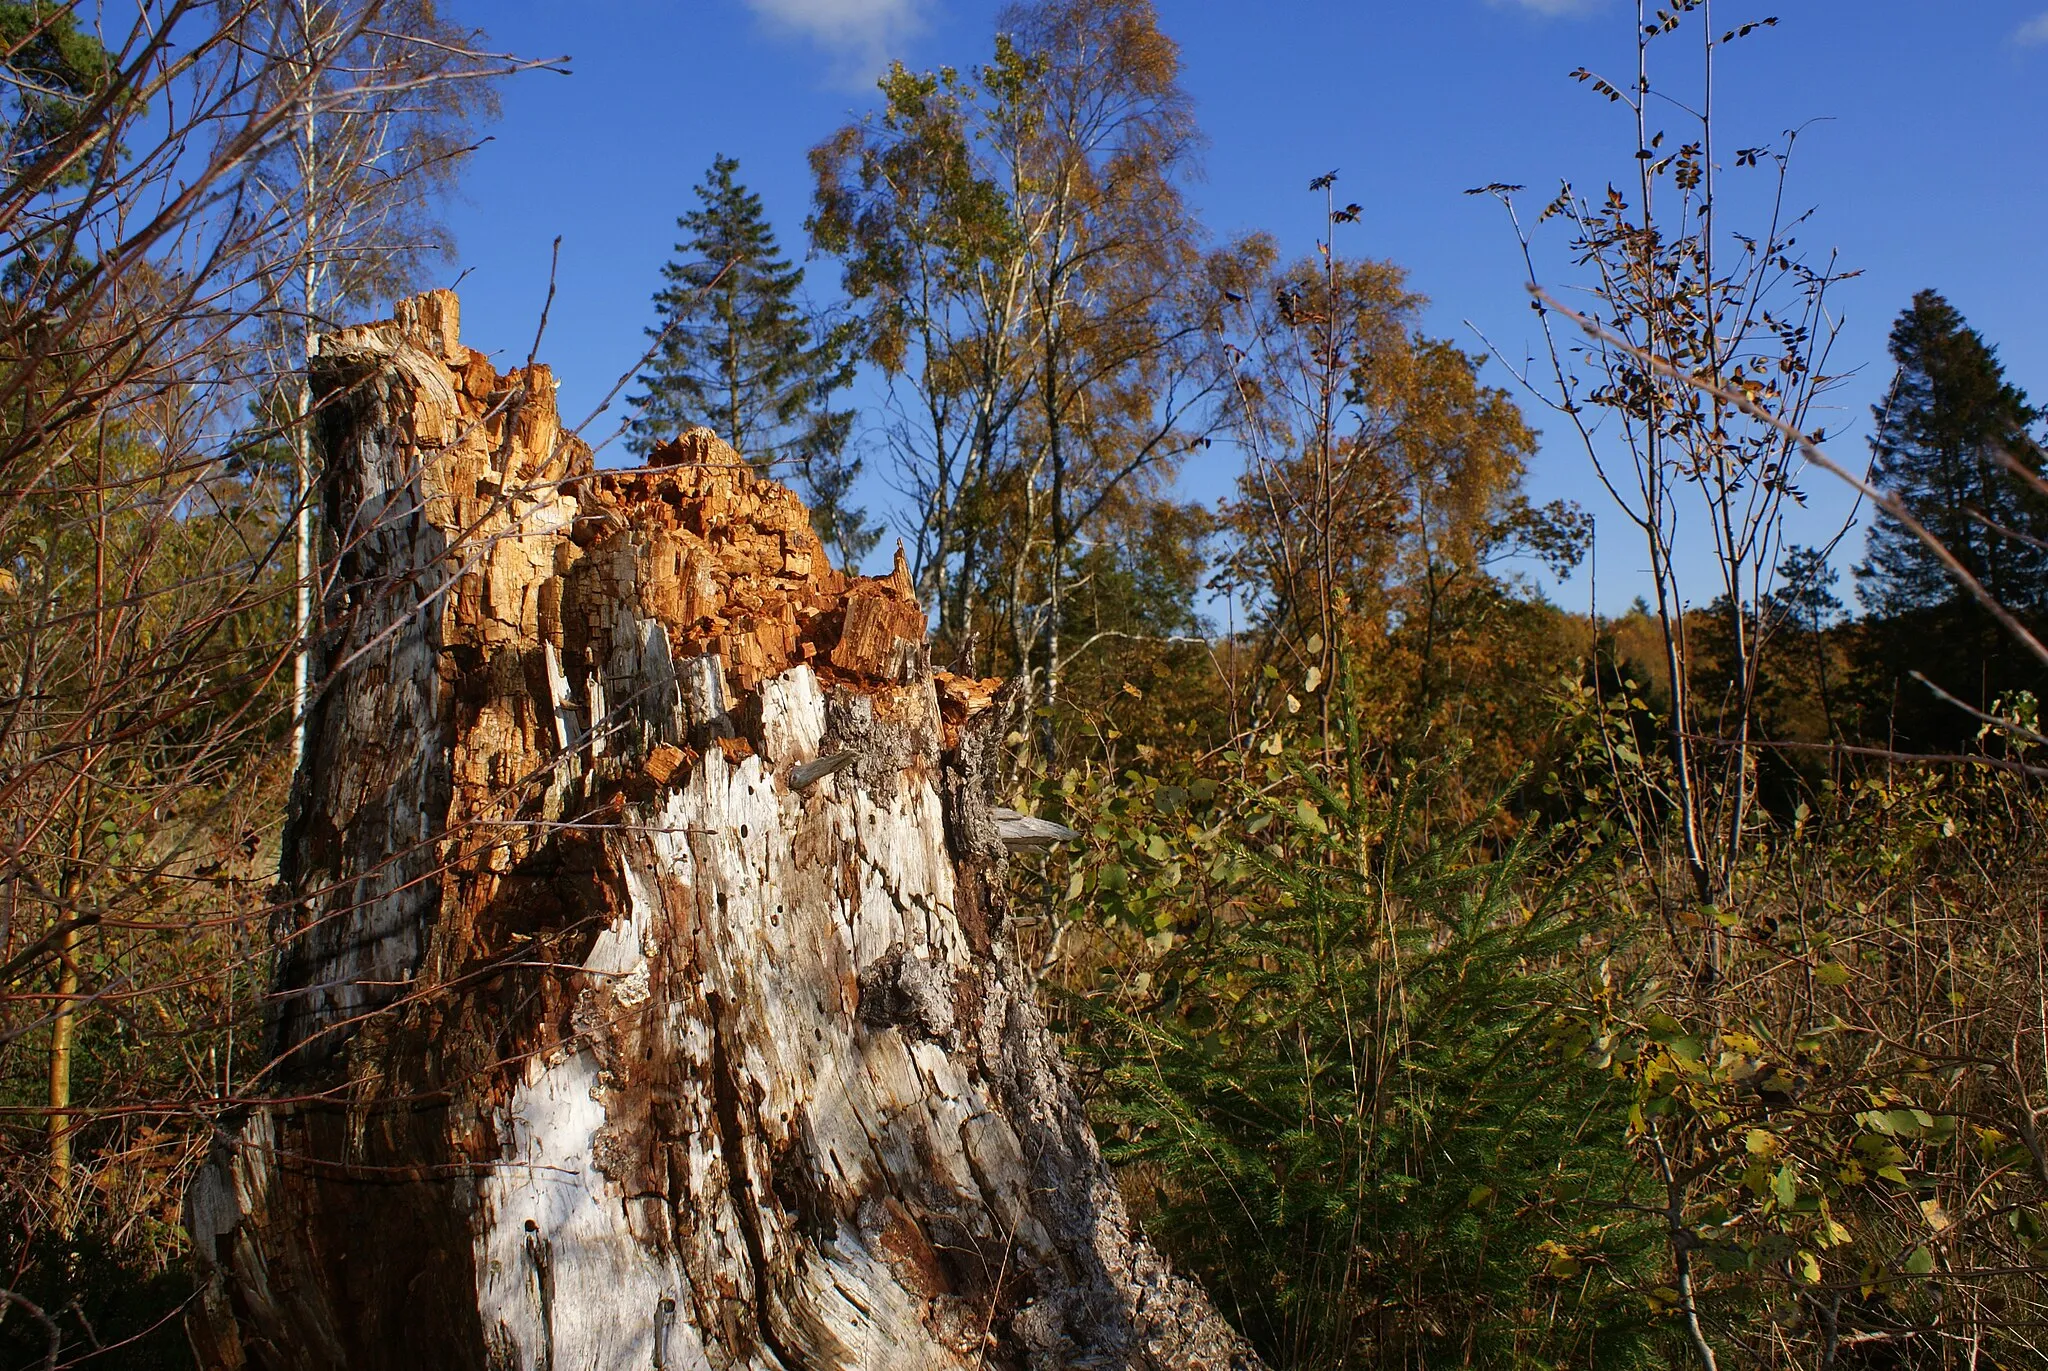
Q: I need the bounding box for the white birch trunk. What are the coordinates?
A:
[184,291,1257,1371]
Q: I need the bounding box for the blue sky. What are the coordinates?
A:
[438,1,2048,611]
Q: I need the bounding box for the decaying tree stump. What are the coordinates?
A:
[184,292,1259,1371]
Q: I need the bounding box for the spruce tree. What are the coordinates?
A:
[629,155,875,562]
[1858,290,2046,617]
[1855,290,2048,742]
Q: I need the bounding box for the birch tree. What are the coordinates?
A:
[811,0,1235,764]
[240,0,504,762]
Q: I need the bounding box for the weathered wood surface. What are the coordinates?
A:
[185,292,1259,1371]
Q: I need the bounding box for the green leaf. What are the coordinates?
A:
[1814,961,1850,986]
[1903,1245,1935,1276]
[1294,799,1327,835]
[1884,1109,1925,1138]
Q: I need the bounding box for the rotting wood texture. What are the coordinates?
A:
[184,291,1260,1371]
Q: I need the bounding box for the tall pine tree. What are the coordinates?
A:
[1855,290,2048,743]
[630,155,876,562]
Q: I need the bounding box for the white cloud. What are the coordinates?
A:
[2016,12,2048,46]
[743,0,926,82]
[1490,0,1608,15]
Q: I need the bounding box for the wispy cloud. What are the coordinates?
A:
[743,0,926,83]
[1489,0,1608,16]
[2016,12,2048,46]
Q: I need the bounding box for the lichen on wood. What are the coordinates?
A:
[186,291,1259,1371]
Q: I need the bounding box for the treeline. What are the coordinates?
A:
[631,13,2048,793]
[3,0,2048,1368]
[631,9,1591,787]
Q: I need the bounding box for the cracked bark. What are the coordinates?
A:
[184,291,1260,1371]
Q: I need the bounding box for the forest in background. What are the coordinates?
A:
[2,0,2047,1367]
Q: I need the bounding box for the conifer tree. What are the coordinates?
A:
[631,155,875,563]
[1856,290,2048,741]
[0,1,114,189]
[1858,290,2046,618]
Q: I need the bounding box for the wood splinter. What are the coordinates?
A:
[788,750,855,791]
[991,805,1081,851]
